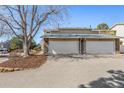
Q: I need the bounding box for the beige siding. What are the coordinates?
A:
[48,29,99,34]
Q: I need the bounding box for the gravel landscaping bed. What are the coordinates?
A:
[0,55,47,72]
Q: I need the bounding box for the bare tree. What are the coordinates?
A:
[0,5,67,57]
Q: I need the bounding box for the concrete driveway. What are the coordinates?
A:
[0,54,124,88]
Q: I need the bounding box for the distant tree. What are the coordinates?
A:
[9,37,23,50]
[30,39,37,49]
[34,43,41,51]
[9,36,36,51]
[96,23,109,30]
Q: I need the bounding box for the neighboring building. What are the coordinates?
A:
[110,23,124,45]
[110,23,124,53]
[42,28,120,55]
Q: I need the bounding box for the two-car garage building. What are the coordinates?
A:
[43,33,120,55]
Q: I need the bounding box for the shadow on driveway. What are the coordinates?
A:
[78,70,124,88]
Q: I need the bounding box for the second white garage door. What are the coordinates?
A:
[86,41,115,54]
[48,40,79,54]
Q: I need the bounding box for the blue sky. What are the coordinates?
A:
[34,5,124,44]
[67,5,124,28]
[1,5,124,44]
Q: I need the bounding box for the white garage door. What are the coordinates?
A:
[48,40,79,54]
[86,41,115,54]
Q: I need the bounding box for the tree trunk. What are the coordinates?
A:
[23,40,29,57]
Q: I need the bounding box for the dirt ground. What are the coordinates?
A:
[0,54,123,88]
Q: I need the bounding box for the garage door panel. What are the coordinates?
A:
[48,41,79,54]
[86,41,115,54]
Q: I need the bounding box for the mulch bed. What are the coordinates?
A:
[0,55,47,69]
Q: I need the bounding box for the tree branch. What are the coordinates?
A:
[28,6,37,39]
[5,6,24,29]
[0,18,21,38]
[28,9,58,41]
[17,5,25,25]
